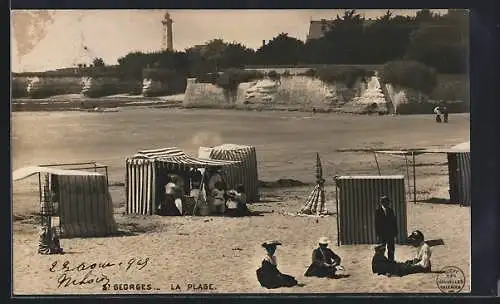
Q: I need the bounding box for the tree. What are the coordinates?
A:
[405,11,468,73]
[92,57,106,67]
[256,33,305,65]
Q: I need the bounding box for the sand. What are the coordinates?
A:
[11,109,470,294]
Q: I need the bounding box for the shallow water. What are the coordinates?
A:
[12,108,469,193]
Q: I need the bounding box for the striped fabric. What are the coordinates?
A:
[126,159,157,215]
[126,147,242,215]
[447,152,471,206]
[315,152,323,181]
[134,147,240,168]
[56,174,117,238]
[335,175,407,245]
[299,184,327,215]
[207,144,260,202]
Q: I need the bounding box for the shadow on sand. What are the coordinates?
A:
[426,239,445,247]
[419,197,456,205]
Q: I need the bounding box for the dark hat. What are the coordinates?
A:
[407,230,424,243]
[379,195,389,203]
[262,240,282,248]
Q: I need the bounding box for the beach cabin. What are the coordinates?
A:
[334,175,408,245]
[198,144,260,203]
[13,163,117,238]
[125,147,240,215]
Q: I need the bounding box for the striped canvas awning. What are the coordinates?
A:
[131,147,240,168]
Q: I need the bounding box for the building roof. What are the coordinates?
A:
[307,20,336,41]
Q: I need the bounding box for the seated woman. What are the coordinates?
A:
[158,178,183,216]
[210,181,226,215]
[38,226,64,255]
[372,243,404,276]
[225,185,250,217]
[401,230,432,275]
[305,237,343,278]
[256,240,298,289]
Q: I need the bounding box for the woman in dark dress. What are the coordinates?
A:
[256,241,298,289]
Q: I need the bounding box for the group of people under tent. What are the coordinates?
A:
[256,195,433,289]
[156,167,250,217]
[433,105,449,123]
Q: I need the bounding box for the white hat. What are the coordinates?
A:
[318,237,330,244]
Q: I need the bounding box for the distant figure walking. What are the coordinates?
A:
[256,241,298,289]
[304,237,344,278]
[441,106,449,123]
[433,106,442,123]
[375,195,398,261]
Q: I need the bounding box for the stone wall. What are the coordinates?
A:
[26,76,83,99]
[142,77,187,97]
[183,75,368,110]
[183,78,229,107]
[12,77,30,98]
[81,77,135,98]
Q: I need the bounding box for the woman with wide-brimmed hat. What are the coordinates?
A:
[304,237,344,278]
[256,240,298,289]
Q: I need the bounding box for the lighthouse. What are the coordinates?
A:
[161,11,174,51]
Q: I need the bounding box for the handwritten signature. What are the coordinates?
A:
[49,257,150,288]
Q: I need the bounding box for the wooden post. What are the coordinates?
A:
[373,151,381,175]
[412,152,417,204]
[335,177,340,247]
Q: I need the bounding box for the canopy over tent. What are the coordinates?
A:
[13,166,103,181]
[131,147,240,168]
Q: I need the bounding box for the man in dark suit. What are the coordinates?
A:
[374,195,398,261]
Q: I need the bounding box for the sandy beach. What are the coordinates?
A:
[11,108,470,294]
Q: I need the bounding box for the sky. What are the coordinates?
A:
[11,9,448,72]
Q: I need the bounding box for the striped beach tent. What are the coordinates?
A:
[13,166,117,238]
[198,144,259,202]
[299,153,327,215]
[334,175,408,245]
[126,147,240,215]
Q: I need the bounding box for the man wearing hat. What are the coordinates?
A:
[304,237,343,278]
[401,230,432,274]
[374,195,398,261]
[256,240,298,289]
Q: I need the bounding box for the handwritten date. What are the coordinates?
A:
[50,257,149,273]
[49,257,150,289]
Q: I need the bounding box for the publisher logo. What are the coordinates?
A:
[436,266,466,293]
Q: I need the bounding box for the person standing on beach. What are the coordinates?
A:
[441,106,449,123]
[374,195,398,261]
[433,106,442,123]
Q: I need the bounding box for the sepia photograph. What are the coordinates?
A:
[11,9,470,294]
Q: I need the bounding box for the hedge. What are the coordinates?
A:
[380,60,437,95]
